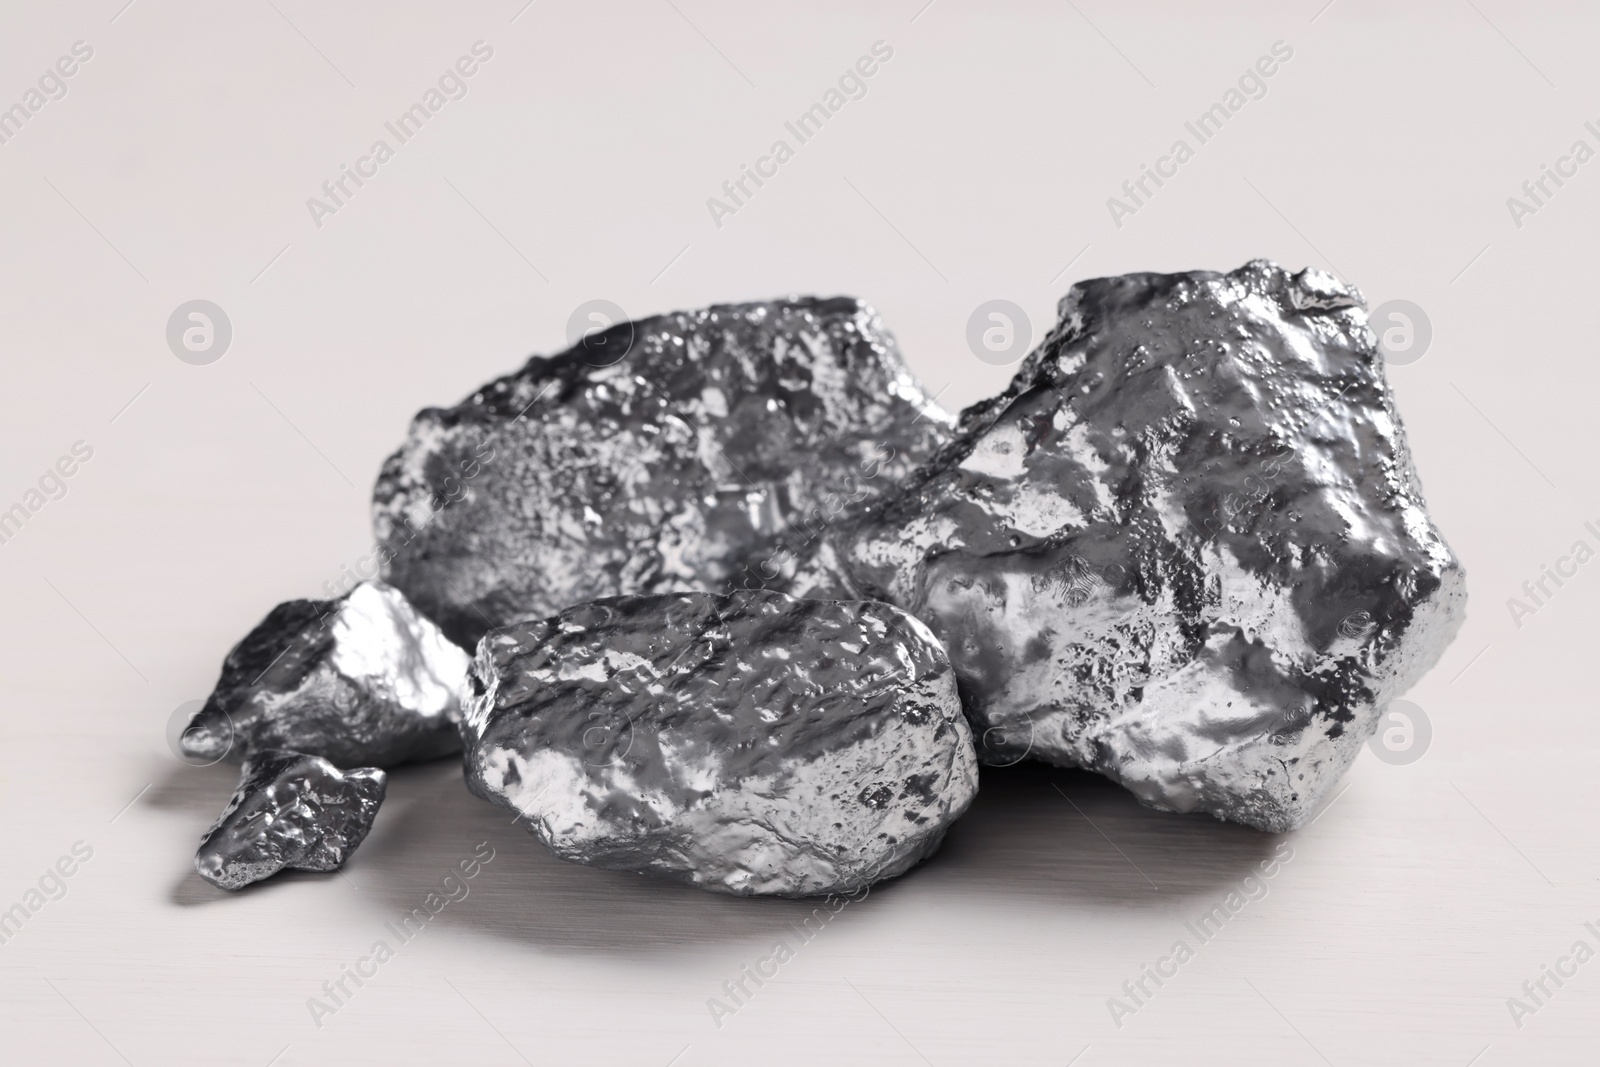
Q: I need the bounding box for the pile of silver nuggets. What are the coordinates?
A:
[180,261,1464,897]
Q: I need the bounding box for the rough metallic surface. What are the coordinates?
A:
[194,749,386,890]
[183,581,471,768]
[462,589,979,897]
[841,260,1466,832]
[373,297,951,647]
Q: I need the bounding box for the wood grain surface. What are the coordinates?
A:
[1,2,1594,1064]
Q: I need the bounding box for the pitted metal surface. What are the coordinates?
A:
[182,581,470,769]
[462,590,979,897]
[373,297,951,646]
[195,749,386,891]
[842,261,1466,831]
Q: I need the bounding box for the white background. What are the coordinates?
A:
[1,1,1595,1064]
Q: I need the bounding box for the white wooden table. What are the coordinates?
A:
[1,2,1592,1063]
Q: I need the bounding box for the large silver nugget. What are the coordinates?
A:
[842,261,1465,831]
[373,297,951,646]
[462,590,979,897]
[182,581,470,768]
[195,749,386,890]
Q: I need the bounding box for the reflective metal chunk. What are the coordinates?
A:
[182,581,470,768]
[462,589,979,897]
[373,297,952,647]
[842,260,1466,831]
[195,749,386,891]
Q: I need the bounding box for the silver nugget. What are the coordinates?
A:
[462,590,980,897]
[182,581,470,768]
[195,749,386,890]
[842,261,1466,831]
[372,297,952,647]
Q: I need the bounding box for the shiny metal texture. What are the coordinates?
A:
[183,581,471,768]
[841,261,1466,831]
[195,749,386,891]
[373,297,952,647]
[462,589,979,897]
